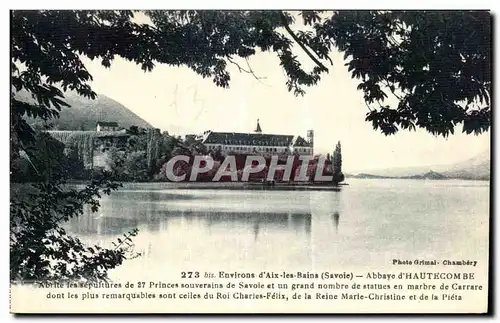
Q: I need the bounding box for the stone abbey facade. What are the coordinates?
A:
[196,119,314,155]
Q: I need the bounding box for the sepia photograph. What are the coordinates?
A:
[9,8,491,314]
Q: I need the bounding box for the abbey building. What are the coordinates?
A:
[195,119,314,155]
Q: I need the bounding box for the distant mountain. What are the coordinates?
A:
[349,173,393,179]
[349,149,490,181]
[16,90,153,131]
[349,170,448,180]
[404,170,448,180]
[441,149,490,180]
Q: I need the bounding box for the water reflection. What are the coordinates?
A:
[332,212,340,233]
[64,189,343,270]
[67,208,315,240]
[66,190,339,239]
[253,222,259,241]
[62,181,489,273]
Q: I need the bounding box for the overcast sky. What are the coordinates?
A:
[81,35,490,173]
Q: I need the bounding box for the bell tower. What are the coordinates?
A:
[307,130,314,145]
[254,118,262,133]
[307,129,314,154]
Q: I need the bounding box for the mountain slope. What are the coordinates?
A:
[16,90,153,131]
[441,149,490,180]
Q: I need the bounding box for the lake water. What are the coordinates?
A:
[64,179,490,281]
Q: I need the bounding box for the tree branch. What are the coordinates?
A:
[324,54,334,67]
[245,58,268,83]
[388,35,402,48]
[228,57,251,73]
[280,13,329,73]
[227,57,267,84]
[383,80,403,101]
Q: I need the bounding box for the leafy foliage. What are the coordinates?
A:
[109,149,149,181]
[147,10,491,136]
[322,11,491,136]
[102,127,185,181]
[10,10,156,283]
[64,145,89,180]
[332,141,344,184]
[10,177,140,283]
[11,131,66,182]
[12,10,490,141]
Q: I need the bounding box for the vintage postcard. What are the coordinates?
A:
[10,9,491,314]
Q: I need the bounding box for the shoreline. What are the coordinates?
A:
[116,181,344,191]
[12,180,345,192]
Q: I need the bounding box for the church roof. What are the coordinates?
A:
[294,136,311,147]
[202,132,312,147]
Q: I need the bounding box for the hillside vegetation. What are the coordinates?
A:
[16,90,153,131]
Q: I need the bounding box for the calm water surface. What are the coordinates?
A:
[64,179,490,280]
